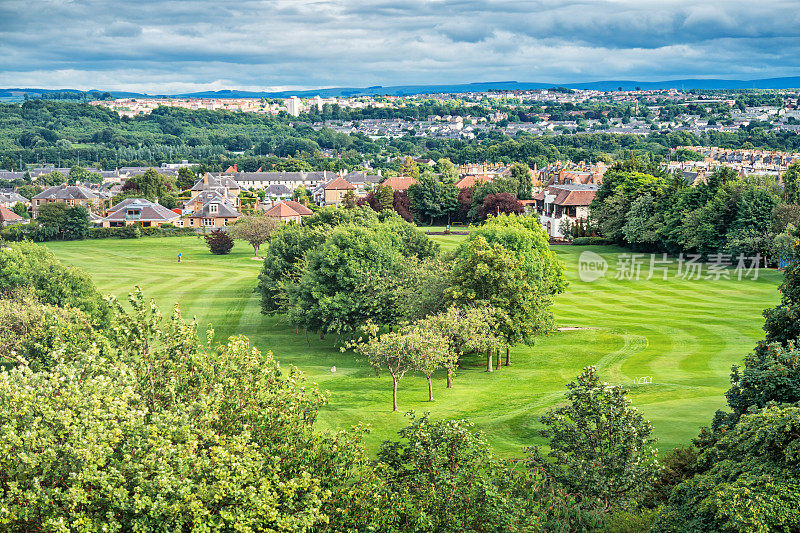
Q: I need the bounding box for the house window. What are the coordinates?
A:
[67,199,74,206]
[210,203,219,214]
[203,218,213,226]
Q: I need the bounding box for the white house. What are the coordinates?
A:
[533,184,598,239]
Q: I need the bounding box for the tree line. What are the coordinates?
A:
[590,158,800,264]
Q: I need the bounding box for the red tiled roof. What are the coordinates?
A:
[324,177,356,190]
[550,188,596,206]
[455,175,493,189]
[263,202,300,218]
[0,207,22,222]
[283,200,313,215]
[381,175,417,191]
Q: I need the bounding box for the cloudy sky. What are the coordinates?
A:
[1,0,799,93]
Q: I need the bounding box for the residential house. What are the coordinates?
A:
[533,184,598,239]
[322,177,356,205]
[220,170,338,192]
[190,174,241,206]
[380,175,417,192]
[0,190,29,209]
[343,171,382,192]
[261,200,314,223]
[102,198,180,228]
[455,174,493,189]
[31,184,101,218]
[184,193,241,228]
[263,184,292,199]
[0,207,24,227]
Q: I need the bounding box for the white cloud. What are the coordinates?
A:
[0,0,798,93]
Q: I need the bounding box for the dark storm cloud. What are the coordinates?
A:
[0,0,798,92]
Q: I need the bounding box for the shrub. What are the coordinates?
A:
[572,236,615,245]
[121,224,141,239]
[600,508,661,533]
[204,228,234,254]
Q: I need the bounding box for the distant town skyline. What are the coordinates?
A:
[2,0,799,94]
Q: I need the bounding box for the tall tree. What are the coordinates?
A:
[528,366,661,510]
[509,162,533,200]
[176,166,197,191]
[229,214,279,257]
[436,158,458,184]
[400,156,420,179]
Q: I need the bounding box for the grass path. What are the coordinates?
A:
[45,236,781,456]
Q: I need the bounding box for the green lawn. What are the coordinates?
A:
[45,236,781,457]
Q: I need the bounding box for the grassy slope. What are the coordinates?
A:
[45,236,781,456]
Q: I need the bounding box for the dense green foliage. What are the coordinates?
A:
[0,241,109,325]
[653,405,800,532]
[6,98,800,178]
[529,366,661,511]
[591,162,794,261]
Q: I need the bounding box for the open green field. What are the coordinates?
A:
[45,236,781,456]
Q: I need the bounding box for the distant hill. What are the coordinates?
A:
[4,76,800,101]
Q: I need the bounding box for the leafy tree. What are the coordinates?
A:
[342,189,357,208]
[448,236,554,345]
[509,162,533,200]
[375,183,394,211]
[528,366,661,510]
[62,206,90,240]
[418,306,505,386]
[405,325,448,401]
[355,326,416,411]
[204,228,234,254]
[653,405,800,532]
[176,166,197,191]
[591,191,631,243]
[11,202,27,218]
[469,213,567,296]
[478,192,524,219]
[435,157,458,184]
[0,242,109,325]
[286,225,405,336]
[400,156,420,178]
[257,224,326,315]
[122,168,174,203]
[35,202,69,236]
[782,161,800,204]
[372,414,544,531]
[395,256,451,323]
[622,193,658,247]
[408,174,459,225]
[0,295,104,371]
[228,214,278,257]
[0,292,367,531]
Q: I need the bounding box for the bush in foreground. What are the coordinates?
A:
[204,228,234,254]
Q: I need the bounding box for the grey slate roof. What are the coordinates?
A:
[344,171,382,185]
[0,191,29,205]
[33,185,99,200]
[224,171,338,183]
[105,198,179,222]
[189,199,241,219]
[264,184,292,196]
[191,174,240,192]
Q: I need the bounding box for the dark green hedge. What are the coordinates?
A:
[571,237,615,245]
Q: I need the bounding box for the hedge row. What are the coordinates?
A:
[0,223,198,242]
[571,237,615,246]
